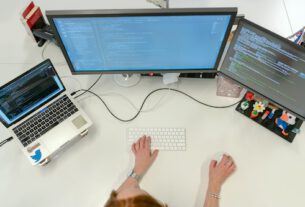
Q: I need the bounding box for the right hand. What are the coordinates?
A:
[208,154,236,192]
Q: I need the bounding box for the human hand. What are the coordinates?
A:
[208,154,236,193]
[132,135,159,175]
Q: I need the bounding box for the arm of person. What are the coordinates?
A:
[203,155,236,207]
[116,136,159,199]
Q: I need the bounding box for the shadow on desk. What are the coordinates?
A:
[194,159,210,207]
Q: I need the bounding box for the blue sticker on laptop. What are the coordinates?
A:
[30,149,42,163]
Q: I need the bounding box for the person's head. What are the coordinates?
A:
[105,191,167,207]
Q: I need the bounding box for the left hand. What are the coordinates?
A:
[132,135,159,175]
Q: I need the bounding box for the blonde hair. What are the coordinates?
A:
[104,191,167,207]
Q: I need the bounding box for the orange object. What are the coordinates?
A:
[250,110,259,119]
[280,113,289,122]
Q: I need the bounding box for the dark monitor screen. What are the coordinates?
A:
[220,19,305,120]
[46,8,237,74]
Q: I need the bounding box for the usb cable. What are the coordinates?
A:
[0,137,13,147]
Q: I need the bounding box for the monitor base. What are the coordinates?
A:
[113,74,141,87]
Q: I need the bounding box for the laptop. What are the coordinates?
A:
[0,59,92,166]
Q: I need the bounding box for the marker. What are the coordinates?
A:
[268,109,276,119]
[261,110,270,120]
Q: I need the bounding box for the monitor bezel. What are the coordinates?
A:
[220,18,305,120]
[46,8,237,75]
[0,59,66,128]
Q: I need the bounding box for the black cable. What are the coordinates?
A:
[72,88,241,122]
[74,74,103,99]
[0,137,13,147]
[169,88,241,109]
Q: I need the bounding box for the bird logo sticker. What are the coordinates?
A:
[30,149,42,163]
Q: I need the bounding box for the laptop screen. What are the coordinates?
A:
[0,60,65,127]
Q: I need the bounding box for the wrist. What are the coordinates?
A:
[208,182,221,193]
[129,169,143,182]
[134,168,144,176]
[134,165,147,176]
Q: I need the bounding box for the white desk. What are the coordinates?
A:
[283,0,305,33]
[1,1,305,207]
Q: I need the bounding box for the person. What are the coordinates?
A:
[104,135,236,207]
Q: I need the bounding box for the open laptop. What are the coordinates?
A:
[0,59,92,165]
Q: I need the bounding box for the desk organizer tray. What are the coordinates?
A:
[236,92,303,143]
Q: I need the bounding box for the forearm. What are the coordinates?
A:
[117,176,139,193]
[203,184,221,207]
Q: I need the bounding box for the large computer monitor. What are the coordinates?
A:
[220,19,305,120]
[46,8,237,75]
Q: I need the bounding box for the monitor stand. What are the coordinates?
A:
[113,74,141,87]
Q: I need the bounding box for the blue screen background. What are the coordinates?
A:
[54,15,231,72]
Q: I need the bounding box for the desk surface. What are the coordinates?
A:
[1,1,305,207]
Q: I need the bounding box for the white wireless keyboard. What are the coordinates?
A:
[127,127,186,151]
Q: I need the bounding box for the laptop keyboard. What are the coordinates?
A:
[13,95,78,147]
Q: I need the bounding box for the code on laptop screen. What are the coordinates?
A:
[0,61,64,126]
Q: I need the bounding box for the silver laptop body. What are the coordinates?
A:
[0,59,92,165]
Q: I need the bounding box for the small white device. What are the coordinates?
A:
[127,127,186,151]
[162,73,180,85]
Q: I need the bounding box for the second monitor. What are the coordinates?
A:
[220,18,305,121]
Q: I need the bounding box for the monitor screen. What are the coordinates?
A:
[0,60,65,127]
[220,19,305,120]
[47,8,237,74]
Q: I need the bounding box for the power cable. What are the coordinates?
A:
[71,88,241,122]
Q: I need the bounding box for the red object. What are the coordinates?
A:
[261,110,270,120]
[245,92,254,101]
[26,7,43,29]
[22,1,35,18]
[148,73,154,76]
[20,2,46,43]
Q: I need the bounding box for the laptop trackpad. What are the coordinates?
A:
[72,115,87,129]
